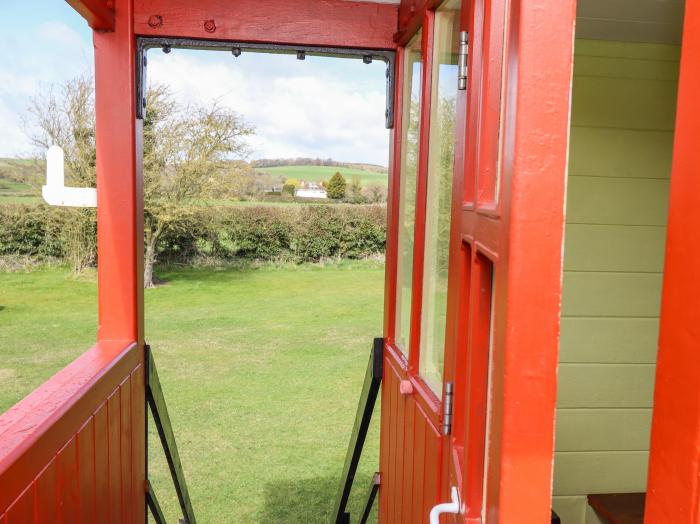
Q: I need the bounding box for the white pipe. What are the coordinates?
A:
[42,145,97,207]
[429,486,461,524]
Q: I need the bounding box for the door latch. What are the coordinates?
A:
[458,30,469,90]
[442,381,454,436]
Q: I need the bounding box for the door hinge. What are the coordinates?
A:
[458,30,469,90]
[442,381,454,436]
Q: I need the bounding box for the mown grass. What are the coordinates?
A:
[0,261,384,523]
[255,165,388,187]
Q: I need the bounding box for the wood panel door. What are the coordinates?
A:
[381,0,574,521]
[380,1,467,521]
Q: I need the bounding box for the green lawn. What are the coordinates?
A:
[0,261,384,522]
[255,165,388,187]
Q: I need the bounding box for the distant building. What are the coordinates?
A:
[295,182,327,199]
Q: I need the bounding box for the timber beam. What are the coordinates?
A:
[65,0,115,31]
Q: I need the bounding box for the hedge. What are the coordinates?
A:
[0,203,386,266]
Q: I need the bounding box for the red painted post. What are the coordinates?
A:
[645,3,700,522]
[481,0,575,520]
[94,0,144,345]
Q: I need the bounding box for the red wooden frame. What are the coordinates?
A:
[0,0,145,519]
[134,0,398,50]
[645,3,700,522]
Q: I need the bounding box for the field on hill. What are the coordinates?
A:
[0,158,42,204]
[0,261,383,522]
[255,165,388,187]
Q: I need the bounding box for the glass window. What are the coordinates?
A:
[419,0,460,392]
[394,31,423,355]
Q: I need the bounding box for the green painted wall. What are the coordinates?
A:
[552,39,679,524]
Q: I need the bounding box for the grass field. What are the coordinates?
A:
[255,165,388,187]
[0,172,40,204]
[0,261,384,522]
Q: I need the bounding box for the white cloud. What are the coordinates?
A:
[0,20,92,157]
[147,50,390,166]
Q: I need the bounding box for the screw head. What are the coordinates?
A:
[204,19,216,33]
[232,47,242,57]
[147,15,163,28]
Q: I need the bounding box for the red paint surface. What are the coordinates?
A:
[65,0,115,31]
[0,0,145,519]
[134,0,399,50]
[0,342,142,519]
[645,3,700,522]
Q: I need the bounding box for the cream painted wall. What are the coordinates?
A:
[552,39,680,524]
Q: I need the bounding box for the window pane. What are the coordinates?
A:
[394,32,423,356]
[419,1,460,392]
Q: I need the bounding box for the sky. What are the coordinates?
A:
[0,0,391,166]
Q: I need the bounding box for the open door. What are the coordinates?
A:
[381,0,576,521]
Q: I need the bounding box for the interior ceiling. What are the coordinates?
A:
[347,0,685,44]
[576,0,685,44]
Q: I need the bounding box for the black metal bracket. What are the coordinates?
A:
[145,345,197,524]
[358,472,381,524]
[135,37,396,128]
[331,337,384,524]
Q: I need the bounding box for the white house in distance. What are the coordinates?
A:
[295,182,327,199]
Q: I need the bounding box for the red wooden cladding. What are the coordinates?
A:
[0,347,144,522]
[134,0,399,50]
[381,351,442,522]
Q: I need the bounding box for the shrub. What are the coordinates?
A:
[326,172,347,200]
[0,203,387,268]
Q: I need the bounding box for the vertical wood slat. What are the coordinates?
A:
[423,420,440,520]
[131,366,146,523]
[107,391,121,524]
[6,484,34,523]
[94,401,110,516]
[401,400,415,522]
[411,412,426,524]
[393,381,406,522]
[36,459,57,524]
[77,419,96,523]
[120,376,132,524]
[56,437,79,522]
[387,367,399,524]
[378,365,392,524]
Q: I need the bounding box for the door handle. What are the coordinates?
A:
[429,486,461,523]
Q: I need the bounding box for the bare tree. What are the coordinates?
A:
[142,85,253,287]
[27,75,253,285]
[27,74,97,273]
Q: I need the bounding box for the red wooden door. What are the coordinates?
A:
[381,0,574,521]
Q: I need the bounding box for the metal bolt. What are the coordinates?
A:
[231,47,242,57]
[204,19,216,33]
[147,15,163,28]
[162,44,171,54]
[296,50,306,60]
[363,55,373,64]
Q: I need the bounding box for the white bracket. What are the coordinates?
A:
[429,486,462,524]
[42,145,97,207]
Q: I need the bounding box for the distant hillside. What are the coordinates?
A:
[252,157,387,174]
[0,158,42,204]
[254,164,388,187]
